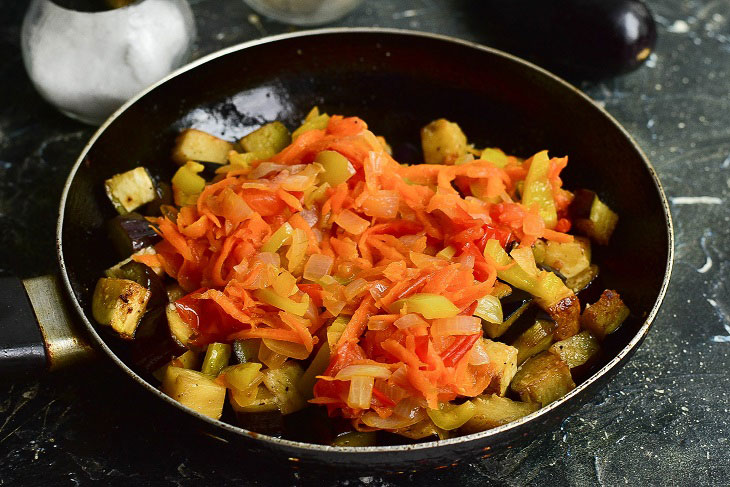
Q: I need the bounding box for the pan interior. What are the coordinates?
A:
[59,30,670,451]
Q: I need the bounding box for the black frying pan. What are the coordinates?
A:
[1,29,673,473]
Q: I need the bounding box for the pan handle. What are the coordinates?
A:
[0,275,95,374]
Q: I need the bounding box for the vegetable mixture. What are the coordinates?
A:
[93,108,630,445]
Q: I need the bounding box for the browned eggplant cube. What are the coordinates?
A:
[549,330,600,368]
[580,289,630,339]
[510,351,575,406]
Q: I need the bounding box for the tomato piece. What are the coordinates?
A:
[175,291,241,345]
[475,223,515,252]
[241,188,287,216]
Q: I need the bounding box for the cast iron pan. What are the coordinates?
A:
[0,29,673,473]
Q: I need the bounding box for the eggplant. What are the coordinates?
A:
[107,212,160,257]
[114,261,167,309]
[131,306,186,374]
[471,0,657,79]
[144,181,173,217]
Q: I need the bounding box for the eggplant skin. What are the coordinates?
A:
[475,0,657,79]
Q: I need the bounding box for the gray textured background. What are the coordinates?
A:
[1,0,729,485]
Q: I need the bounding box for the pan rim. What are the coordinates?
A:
[56,27,674,455]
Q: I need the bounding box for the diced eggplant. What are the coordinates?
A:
[131,306,187,374]
[549,330,600,368]
[109,261,167,309]
[580,289,630,339]
[172,128,234,165]
[482,339,518,396]
[510,316,558,365]
[153,350,200,382]
[510,351,575,407]
[91,278,150,339]
[531,271,580,340]
[565,264,599,293]
[570,189,619,245]
[420,118,468,165]
[231,384,279,413]
[262,361,306,415]
[239,121,291,159]
[484,288,532,339]
[161,366,226,419]
[533,237,591,279]
[107,212,160,257]
[458,395,540,434]
[104,167,157,214]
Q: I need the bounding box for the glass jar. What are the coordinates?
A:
[21,0,196,125]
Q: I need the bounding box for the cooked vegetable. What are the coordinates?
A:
[420,118,468,164]
[479,147,509,168]
[427,401,477,430]
[459,395,540,434]
[393,418,446,441]
[233,339,260,364]
[571,189,619,245]
[234,385,280,413]
[390,293,460,319]
[96,111,626,443]
[565,264,599,293]
[521,151,557,228]
[483,290,532,339]
[92,278,150,339]
[510,351,575,406]
[262,361,306,414]
[239,121,291,159]
[108,261,167,309]
[105,167,157,215]
[476,0,657,79]
[316,150,356,186]
[481,339,518,396]
[580,289,630,339]
[511,316,557,365]
[292,106,330,140]
[533,237,591,279]
[171,161,206,206]
[131,304,189,374]
[172,128,234,165]
[332,431,377,447]
[161,366,226,419]
[107,213,161,258]
[549,330,600,368]
[201,342,232,376]
[297,343,330,400]
[474,295,503,324]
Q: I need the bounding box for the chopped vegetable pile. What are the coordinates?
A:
[93,108,630,444]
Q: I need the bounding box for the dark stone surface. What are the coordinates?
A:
[1,0,728,485]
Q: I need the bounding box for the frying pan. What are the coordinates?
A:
[0,28,673,473]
